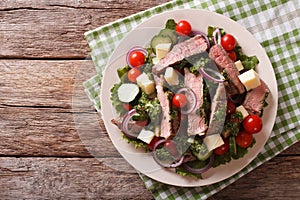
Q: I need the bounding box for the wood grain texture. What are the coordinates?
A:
[0,0,170,58]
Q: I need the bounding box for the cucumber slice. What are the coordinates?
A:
[117,83,140,103]
[159,29,178,44]
[192,143,212,161]
[229,136,237,155]
[150,35,173,53]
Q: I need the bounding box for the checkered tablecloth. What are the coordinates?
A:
[83,0,300,199]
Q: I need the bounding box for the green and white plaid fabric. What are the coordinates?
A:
[83,0,300,199]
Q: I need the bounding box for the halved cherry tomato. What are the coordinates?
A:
[164,140,178,156]
[243,115,263,134]
[228,50,237,62]
[235,130,253,148]
[147,137,161,151]
[175,20,192,36]
[127,68,141,82]
[128,51,145,68]
[172,93,187,108]
[214,138,229,155]
[221,34,237,51]
[122,103,132,111]
[226,100,236,116]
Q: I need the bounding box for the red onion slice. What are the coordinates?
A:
[191,31,210,49]
[121,109,139,140]
[182,154,214,174]
[176,87,197,114]
[212,28,221,45]
[199,67,224,83]
[152,139,184,168]
[126,46,148,68]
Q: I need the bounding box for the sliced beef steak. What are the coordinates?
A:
[154,75,174,139]
[243,79,270,116]
[184,68,208,136]
[152,35,208,74]
[208,44,245,95]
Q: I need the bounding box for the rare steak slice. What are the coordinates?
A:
[208,44,245,95]
[184,68,208,136]
[243,79,270,116]
[152,35,208,74]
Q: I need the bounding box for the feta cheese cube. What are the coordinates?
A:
[156,43,172,60]
[164,67,179,86]
[236,105,249,119]
[152,57,159,65]
[137,129,155,144]
[238,69,261,91]
[234,60,244,71]
[136,73,155,95]
[204,134,224,152]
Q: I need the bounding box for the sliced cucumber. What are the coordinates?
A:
[229,136,237,155]
[117,83,140,103]
[159,29,178,44]
[192,143,212,161]
[150,35,173,53]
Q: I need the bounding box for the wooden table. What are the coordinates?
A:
[0,1,299,199]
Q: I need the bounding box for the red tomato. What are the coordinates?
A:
[147,137,161,151]
[243,115,263,134]
[214,138,229,155]
[235,130,253,148]
[127,68,141,82]
[175,20,192,36]
[122,103,132,111]
[221,34,237,51]
[226,100,236,116]
[128,51,145,68]
[164,140,178,156]
[172,93,188,108]
[228,51,237,61]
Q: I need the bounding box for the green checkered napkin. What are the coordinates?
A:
[84,0,300,199]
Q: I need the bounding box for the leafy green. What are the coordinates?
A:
[117,65,130,79]
[165,19,177,30]
[133,92,161,131]
[110,82,127,115]
[122,134,149,151]
[222,112,243,137]
[189,57,210,74]
[235,46,259,70]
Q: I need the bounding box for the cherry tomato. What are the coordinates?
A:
[214,138,229,155]
[243,115,263,134]
[175,20,192,36]
[172,93,188,108]
[127,68,141,82]
[228,50,237,61]
[147,137,161,151]
[122,103,132,111]
[221,34,237,51]
[226,100,236,116]
[235,130,253,148]
[128,51,145,68]
[164,140,178,156]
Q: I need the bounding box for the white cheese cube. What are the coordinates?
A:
[156,43,172,60]
[234,60,244,71]
[236,105,249,119]
[152,57,159,65]
[164,67,179,86]
[238,69,261,91]
[137,129,155,144]
[203,134,224,152]
[136,73,155,95]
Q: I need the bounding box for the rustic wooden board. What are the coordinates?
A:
[0,0,170,58]
[0,156,299,199]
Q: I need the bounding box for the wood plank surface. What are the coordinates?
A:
[0,0,299,199]
[0,0,170,58]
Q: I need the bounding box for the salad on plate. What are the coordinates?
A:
[109,19,270,178]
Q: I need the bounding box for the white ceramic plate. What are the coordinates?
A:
[100,9,278,187]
